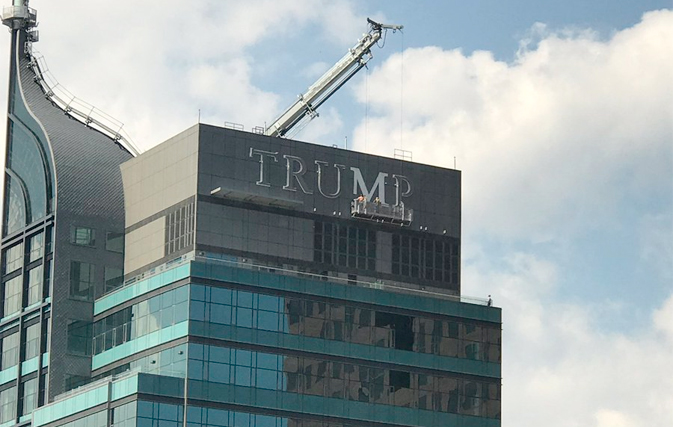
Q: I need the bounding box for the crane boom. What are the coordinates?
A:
[265,18,403,138]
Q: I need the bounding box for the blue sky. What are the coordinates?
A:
[1,1,672,426]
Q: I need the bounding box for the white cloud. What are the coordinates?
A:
[595,410,637,427]
[465,250,673,427]
[351,9,673,242]
[293,106,345,144]
[653,294,673,342]
[302,61,332,79]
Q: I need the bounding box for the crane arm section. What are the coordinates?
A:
[265,18,403,138]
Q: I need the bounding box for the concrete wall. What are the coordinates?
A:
[121,126,199,275]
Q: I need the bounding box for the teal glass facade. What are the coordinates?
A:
[70,259,500,426]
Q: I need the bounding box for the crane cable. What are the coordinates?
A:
[365,59,369,152]
[400,29,404,152]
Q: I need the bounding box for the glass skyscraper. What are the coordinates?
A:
[1,3,501,427]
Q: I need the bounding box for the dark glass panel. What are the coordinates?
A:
[6,122,47,224]
[3,175,26,236]
[70,226,95,246]
[105,232,124,253]
[70,261,95,300]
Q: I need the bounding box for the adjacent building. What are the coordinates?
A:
[0,3,501,426]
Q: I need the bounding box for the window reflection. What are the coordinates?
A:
[186,343,501,420]
[6,122,48,225]
[70,226,96,246]
[70,261,95,300]
[2,174,25,236]
[188,284,501,364]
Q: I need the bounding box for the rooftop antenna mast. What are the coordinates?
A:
[265,18,403,139]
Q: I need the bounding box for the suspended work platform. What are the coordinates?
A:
[351,199,413,226]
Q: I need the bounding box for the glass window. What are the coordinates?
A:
[3,276,22,317]
[27,232,44,263]
[256,369,277,389]
[70,226,95,246]
[111,401,137,426]
[45,226,54,255]
[105,232,124,253]
[210,305,231,325]
[237,291,253,308]
[26,265,43,306]
[315,222,377,272]
[257,310,278,331]
[190,301,205,321]
[3,175,26,236]
[179,342,501,420]
[159,402,179,420]
[42,317,50,353]
[258,294,279,312]
[2,243,22,275]
[165,202,195,256]
[67,321,91,355]
[208,346,230,364]
[1,331,20,369]
[70,261,95,300]
[0,386,16,423]
[93,287,190,355]
[209,362,231,383]
[19,377,37,416]
[43,259,52,299]
[137,400,155,417]
[174,300,189,324]
[23,322,40,360]
[104,266,123,294]
[211,287,232,305]
[6,121,49,225]
[235,365,252,386]
[236,307,253,328]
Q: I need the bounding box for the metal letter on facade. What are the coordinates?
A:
[392,174,413,206]
[315,161,345,199]
[249,148,278,187]
[283,155,313,194]
[351,167,387,204]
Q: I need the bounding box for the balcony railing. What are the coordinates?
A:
[107,250,489,307]
[27,50,142,157]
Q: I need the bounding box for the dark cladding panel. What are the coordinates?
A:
[197,125,461,238]
[196,202,314,262]
[195,125,461,293]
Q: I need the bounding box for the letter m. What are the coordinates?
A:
[350,167,388,204]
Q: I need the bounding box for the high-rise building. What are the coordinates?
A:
[1,3,501,427]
